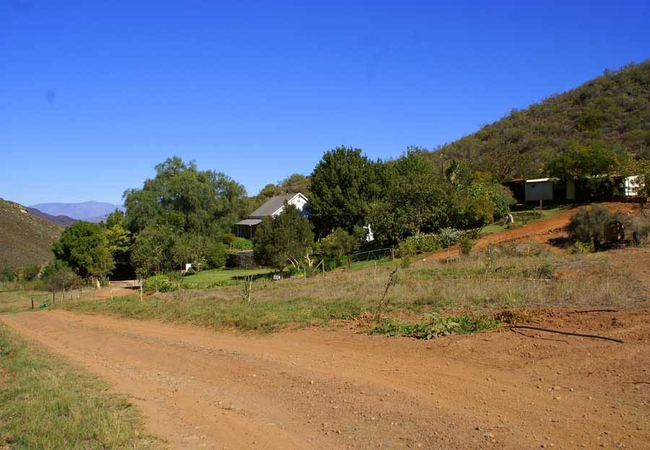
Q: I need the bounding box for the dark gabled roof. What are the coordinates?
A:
[248,194,296,219]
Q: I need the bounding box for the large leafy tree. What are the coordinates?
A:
[104,209,134,279]
[52,222,114,279]
[369,151,514,246]
[309,147,380,237]
[123,156,247,236]
[546,143,624,179]
[370,149,449,244]
[130,226,176,278]
[253,205,313,272]
[123,157,247,277]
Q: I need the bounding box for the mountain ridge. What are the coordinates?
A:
[25,207,78,227]
[0,198,62,271]
[29,201,124,222]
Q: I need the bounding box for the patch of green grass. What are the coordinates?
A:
[182,268,274,287]
[371,313,500,339]
[0,284,51,314]
[0,322,162,449]
[347,258,395,272]
[56,293,373,333]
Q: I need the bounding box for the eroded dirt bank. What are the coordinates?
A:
[2,310,649,449]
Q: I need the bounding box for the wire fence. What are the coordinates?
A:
[348,247,394,263]
[27,288,86,309]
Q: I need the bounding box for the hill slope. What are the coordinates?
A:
[433,60,650,180]
[0,199,62,271]
[26,207,77,227]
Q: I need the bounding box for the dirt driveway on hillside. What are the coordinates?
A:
[414,203,640,264]
[2,308,649,449]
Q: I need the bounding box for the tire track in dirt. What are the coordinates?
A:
[2,310,649,449]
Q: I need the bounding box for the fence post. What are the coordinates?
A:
[31,296,34,309]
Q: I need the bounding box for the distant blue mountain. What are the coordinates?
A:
[29,201,125,222]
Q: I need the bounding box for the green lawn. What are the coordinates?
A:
[348,257,396,271]
[182,267,274,286]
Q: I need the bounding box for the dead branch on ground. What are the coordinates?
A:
[510,325,624,343]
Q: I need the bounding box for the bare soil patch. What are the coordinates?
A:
[2,308,649,449]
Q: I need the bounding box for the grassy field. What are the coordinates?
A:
[182,267,274,287]
[0,283,51,314]
[182,258,395,287]
[54,242,646,335]
[0,322,162,448]
[347,257,396,272]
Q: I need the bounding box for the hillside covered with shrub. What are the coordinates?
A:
[0,199,62,271]
[432,60,650,180]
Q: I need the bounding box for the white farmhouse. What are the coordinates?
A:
[234,193,309,239]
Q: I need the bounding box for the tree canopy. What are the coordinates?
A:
[121,157,245,277]
[309,146,380,237]
[253,205,314,272]
[52,221,114,279]
[123,156,247,236]
[369,151,514,246]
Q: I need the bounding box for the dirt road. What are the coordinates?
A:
[2,309,649,449]
[415,203,639,264]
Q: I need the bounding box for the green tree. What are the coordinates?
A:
[88,246,115,279]
[123,156,247,236]
[309,147,379,237]
[52,222,113,279]
[449,182,515,230]
[369,151,514,245]
[21,264,41,282]
[123,157,248,277]
[369,149,448,245]
[546,143,623,179]
[253,205,314,272]
[170,234,227,271]
[316,228,359,267]
[130,226,176,278]
[40,260,83,292]
[104,210,133,279]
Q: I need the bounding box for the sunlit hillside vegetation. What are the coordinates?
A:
[0,199,61,271]
[432,60,650,180]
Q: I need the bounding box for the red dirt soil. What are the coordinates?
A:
[2,308,649,449]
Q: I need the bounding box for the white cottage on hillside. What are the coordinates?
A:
[234,193,308,239]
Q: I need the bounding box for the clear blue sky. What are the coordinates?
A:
[2,0,649,206]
